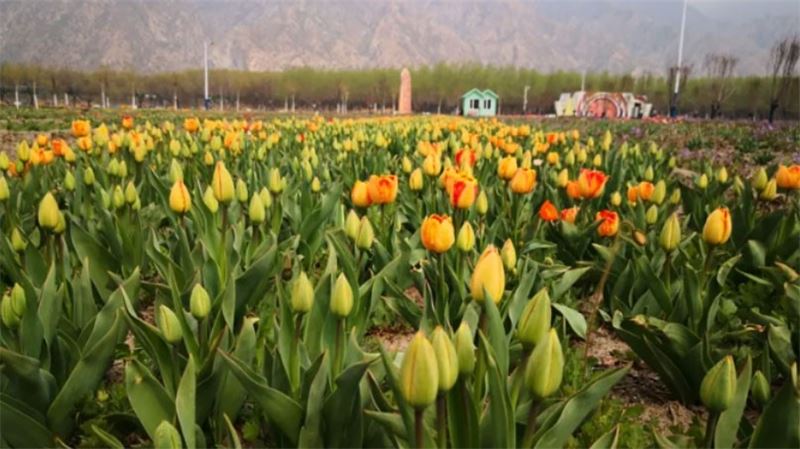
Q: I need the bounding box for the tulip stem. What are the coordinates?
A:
[290,314,303,396]
[436,395,447,449]
[438,254,447,323]
[522,400,540,448]
[704,412,719,449]
[415,408,425,449]
[333,318,344,378]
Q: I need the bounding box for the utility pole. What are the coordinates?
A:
[671,0,688,117]
[523,85,530,114]
[32,82,38,109]
[581,69,586,91]
[101,84,106,109]
[204,41,211,110]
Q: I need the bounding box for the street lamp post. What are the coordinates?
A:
[523,85,530,114]
[204,41,211,110]
[671,0,688,117]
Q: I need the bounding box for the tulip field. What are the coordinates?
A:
[0,112,799,449]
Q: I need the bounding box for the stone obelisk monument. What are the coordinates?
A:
[398,68,412,114]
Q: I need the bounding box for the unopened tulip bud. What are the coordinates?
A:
[751,168,768,191]
[400,332,439,408]
[10,284,26,317]
[111,186,126,209]
[248,194,266,224]
[610,191,621,206]
[751,370,771,405]
[10,227,26,252]
[644,166,654,181]
[203,186,219,213]
[409,168,424,191]
[402,156,413,174]
[557,169,569,188]
[124,182,137,204]
[525,328,564,399]
[651,180,666,205]
[700,355,736,413]
[697,174,709,189]
[2,294,20,328]
[0,152,9,170]
[501,239,516,272]
[235,179,249,203]
[212,161,235,203]
[330,273,353,318]
[760,179,777,200]
[169,159,183,183]
[268,168,284,193]
[38,192,60,229]
[517,288,551,349]
[645,205,658,225]
[356,217,374,249]
[670,188,681,205]
[457,222,475,252]
[190,284,211,319]
[158,305,183,344]
[592,154,602,167]
[259,187,272,209]
[154,421,182,449]
[431,326,458,392]
[717,167,728,183]
[311,177,321,192]
[0,176,8,201]
[454,322,475,375]
[345,210,360,240]
[83,167,95,186]
[291,271,314,314]
[660,213,681,252]
[476,190,489,215]
[169,180,191,214]
[117,160,128,178]
[470,245,505,303]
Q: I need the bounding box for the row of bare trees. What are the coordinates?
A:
[1,37,798,120]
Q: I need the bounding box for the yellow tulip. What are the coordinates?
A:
[38,192,60,229]
[470,245,505,303]
[169,180,192,214]
[702,207,732,245]
[212,161,235,203]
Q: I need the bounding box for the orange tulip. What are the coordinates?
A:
[776,164,800,190]
[577,169,608,199]
[121,115,134,130]
[451,176,478,209]
[184,117,200,133]
[638,181,654,201]
[420,214,455,253]
[626,185,639,204]
[367,174,398,205]
[498,156,518,180]
[596,210,619,237]
[71,120,91,138]
[351,180,372,207]
[36,134,49,147]
[51,139,66,157]
[561,206,579,224]
[566,180,582,200]
[509,168,537,194]
[539,200,559,222]
[77,137,92,152]
[455,148,476,167]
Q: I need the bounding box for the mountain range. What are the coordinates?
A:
[1,0,798,75]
